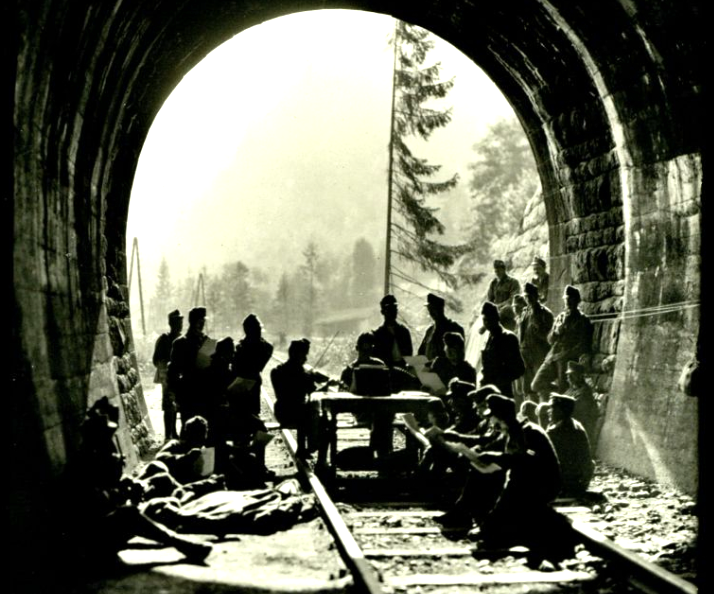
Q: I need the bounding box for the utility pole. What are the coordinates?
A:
[384,18,399,296]
[127,237,146,336]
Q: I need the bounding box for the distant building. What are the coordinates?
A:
[313,306,376,337]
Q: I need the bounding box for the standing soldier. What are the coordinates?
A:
[519,282,555,403]
[232,314,274,419]
[529,256,550,303]
[372,294,413,369]
[167,306,213,429]
[418,293,464,362]
[479,302,525,399]
[152,309,183,441]
[532,285,594,399]
[486,260,521,331]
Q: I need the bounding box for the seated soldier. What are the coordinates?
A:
[564,360,600,446]
[340,331,390,393]
[156,416,215,485]
[544,393,594,498]
[271,338,333,456]
[467,395,576,563]
[437,393,563,540]
[418,379,477,480]
[433,385,506,527]
[428,332,477,389]
[340,331,395,458]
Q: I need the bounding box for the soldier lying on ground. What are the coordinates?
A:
[69,397,213,566]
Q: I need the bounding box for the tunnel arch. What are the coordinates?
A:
[11,0,702,575]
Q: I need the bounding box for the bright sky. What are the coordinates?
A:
[127,9,516,297]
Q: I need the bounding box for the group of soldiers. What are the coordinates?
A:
[150,255,600,559]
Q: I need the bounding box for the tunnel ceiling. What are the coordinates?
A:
[19,0,694,277]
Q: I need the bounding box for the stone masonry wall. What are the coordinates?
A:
[493,193,621,411]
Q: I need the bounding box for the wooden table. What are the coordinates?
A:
[311,391,445,477]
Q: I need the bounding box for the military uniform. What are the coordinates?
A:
[153,329,182,412]
[418,318,465,361]
[530,272,550,303]
[168,330,211,424]
[547,416,594,497]
[487,274,521,309]
[270,359,326,452]
[430,356,476,388]
[532,308,593,394]
[477,419,562,547]
[480,328,525,398]
[566,382,600,446]
[519,302,555,398]
[372,322,413,368]
[232,336,274,417]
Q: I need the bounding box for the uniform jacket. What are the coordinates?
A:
[480,327,526,397]
[372,322,413,367]
[418,317,465,361]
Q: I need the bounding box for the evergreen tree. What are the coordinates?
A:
[274,272,291,339]
[151,256,173,332]
[300,241,320,336]
[226,260,253,326]
[351,238,378,306]
[386,20,469,295]
[460,116,540,274]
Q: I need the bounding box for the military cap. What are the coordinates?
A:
[380,294,398,307]
[447,378,476,399]
[243,313,262,328]
[532,256,546,267]
[564,285,581,300]
[484,393,517,420]
[468,384,501,404]
[481,301,499,319]
[493,259,506,269]
[168,309,183,321]
[188,306,207,323]
[288,338,311,357]
[524,282,539,297]
[566,360,585,375]
[549,392,576,414]
[425,293,446,308]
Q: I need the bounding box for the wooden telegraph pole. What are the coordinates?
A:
[127,237,146,336]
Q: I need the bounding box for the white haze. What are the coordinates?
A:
[127,9,516,296]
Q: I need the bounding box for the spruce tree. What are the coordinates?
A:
[385,20,469,297]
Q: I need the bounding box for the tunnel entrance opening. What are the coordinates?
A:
[10,2,702,584]
[123,9,542,445]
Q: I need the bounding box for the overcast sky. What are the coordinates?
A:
[126,9,517,298]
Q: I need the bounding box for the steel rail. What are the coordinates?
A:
[569,520,697,594]
[261,385,697,594]
[261,388,386,594]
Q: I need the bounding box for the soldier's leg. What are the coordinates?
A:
[162,384,178,440]
[531,359,559,403]
[111,504,212,562]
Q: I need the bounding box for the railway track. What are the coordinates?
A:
[260,382,697,594]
